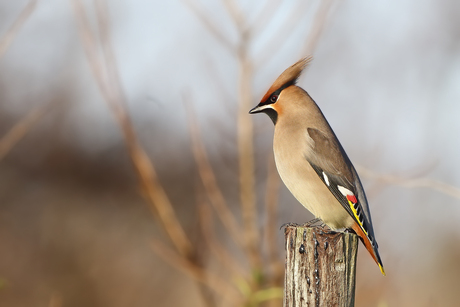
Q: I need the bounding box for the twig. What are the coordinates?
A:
[0,0,38,58]
[263,153,282,280]
[71,0,193,256]
[254,0,312,68]
[263,153,283,307]
[203,59,234,111]
[249,0,283,38]
[94,0,129,111]
[192,193,218,307]
[150,238,242,305]
[357,166,460,200]
[197,200,248,278]
[235,46,261,269]
[71,0,111,102]
[223,0,261,270]
[184,97,244,247]
[301,0,335,56]
[223,0,245,33]
[0,102,50,161]
[181,0,234,52]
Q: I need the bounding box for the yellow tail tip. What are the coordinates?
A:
[378,263,386,276]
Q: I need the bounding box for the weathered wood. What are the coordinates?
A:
[283,225,358,307]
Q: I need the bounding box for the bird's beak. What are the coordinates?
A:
[249,104,271,114]
[249,105,262,114]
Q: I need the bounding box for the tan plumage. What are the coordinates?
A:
[250,57,385,275]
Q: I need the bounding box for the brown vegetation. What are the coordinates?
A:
[1,1,459,306]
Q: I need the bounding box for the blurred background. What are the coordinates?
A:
[1,0,460,306]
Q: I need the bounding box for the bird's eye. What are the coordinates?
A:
[270,95,278,103]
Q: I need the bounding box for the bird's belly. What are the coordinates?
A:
[274,150,353,230]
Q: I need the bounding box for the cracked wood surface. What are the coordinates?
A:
[283,225,358,307]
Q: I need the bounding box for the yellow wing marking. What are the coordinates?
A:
[348,199,368,236]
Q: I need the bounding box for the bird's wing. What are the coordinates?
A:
[305,128,377,245]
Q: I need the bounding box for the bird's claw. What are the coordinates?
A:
[279,222,301,230]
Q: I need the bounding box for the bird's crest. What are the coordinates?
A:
[261,56,312,102]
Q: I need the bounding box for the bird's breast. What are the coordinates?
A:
[273,126,353,229]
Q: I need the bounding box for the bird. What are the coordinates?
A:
[249,57,385,275]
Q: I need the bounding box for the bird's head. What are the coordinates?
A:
[249,56,312,125]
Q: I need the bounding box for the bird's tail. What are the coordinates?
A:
[352,223,385,276]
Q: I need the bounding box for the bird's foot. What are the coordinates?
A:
[302,218,322,227]
[313,223,335,234]
[319,227,352,235]
[279,222,301,230]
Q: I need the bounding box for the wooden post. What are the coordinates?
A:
[283,225,358,307]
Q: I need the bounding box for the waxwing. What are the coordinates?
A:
[249,57,385,275]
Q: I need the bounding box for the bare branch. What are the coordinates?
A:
[184,96,244,246]
[202,59,234,111]
[71,0,111,102]
[0,0,38,58]
[254,0,312,68]
[249,0,284,37]
[0,101,51,162]
[71,0,193,256]
[301,0,335,56]
[151,238,242,305]
[263,153,282,280]
[357,166,460,200]
[222,0,245,32]
[94,0,129,110]
[181,0,235,52]
[236,49,261,269]
[197,200,248,278]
